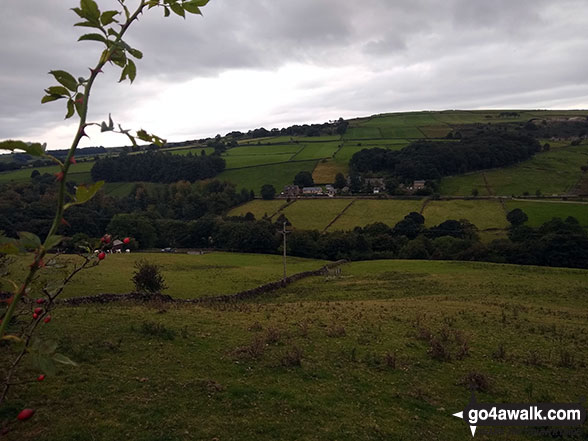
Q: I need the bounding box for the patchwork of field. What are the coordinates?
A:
[231,198,587,234]
[422,200,508,230]
[440,143,588,196]
[279,199,352,231]
[217,160,318,194]
[0,161,94,184]
[229,199,287,219]
[329,199,424,230]
[4,258,588,441]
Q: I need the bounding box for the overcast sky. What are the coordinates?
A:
[2,0,588,150]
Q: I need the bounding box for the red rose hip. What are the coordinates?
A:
[123,237,130,244]
[44,316,51,324]
[98,252,106,261]
[17,409,35,421]
[37,374,46,382]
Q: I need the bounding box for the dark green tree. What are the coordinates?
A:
[260,184,276,200]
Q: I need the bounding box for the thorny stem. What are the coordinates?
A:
[0,0,147,340]
[0,1,148,405]
[0,256,95,406]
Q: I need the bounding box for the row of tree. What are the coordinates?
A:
[0,176,252,239]
[62,207,588,270]
[90,151,225,183]
[350,133,541,181]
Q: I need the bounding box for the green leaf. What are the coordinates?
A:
[128,47,143,59]
[49,70,78,92]
[53,353,79,367]
[111,50,127,68]
[78,33,109,44]
[65,99,75,119]
[74,181,105,205]
[163,6,170,17]
[45,235,63,250]
[80,0,100,21]
[38,356,57,376]
[45,86,70,96]
[170,2,185,17]
[127,59,137,83]
[119,65,129,83]
[18,232,42,250]
[183,1,202,15]
[0,140,46,157]
[74,93,84,117]
[38,339,59,355]
[100,10,119,26]
[42,94,65,104]
[107,28,119,38]
[74,21,102,29]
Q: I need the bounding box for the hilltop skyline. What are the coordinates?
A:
[2,0,588,150]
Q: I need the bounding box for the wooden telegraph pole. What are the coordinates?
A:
[280,221,291,282]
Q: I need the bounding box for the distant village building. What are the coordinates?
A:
[325,185,336,197]
[302,186,323,195]
[283,185,301,198]
[412,180,426,190]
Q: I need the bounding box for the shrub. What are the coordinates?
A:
[132,259,168,294]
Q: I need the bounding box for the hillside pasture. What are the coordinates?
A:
[328,199,424,231]
[312,159,348,184]
[281,199,352,231]
[422,199,508,230]
[292,142,342,160]
[216,160,318,194]
[228,199,287,219]
[6,252,327,300]
[505,200,588,227]
[440,144,588,196]
[4,258,588,441]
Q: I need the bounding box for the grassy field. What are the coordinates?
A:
[228,199,287,219]
[311,159,348,184]
[440,143,588,196]
[292,142,341,161]
[505,200,588,227]
[280,199,353,231]
[422,200,508,230]
[328,199,424,231]
[216,160,318,194]
[0,161,95,184]
[2,258,587,441]
[5,252,328,300]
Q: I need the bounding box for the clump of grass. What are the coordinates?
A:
[232,336,266,361]
[492,343,507,361]
[459,371,491,393]
[281,345,303,367]
[524,350,543,366]
[248,321,263,332]
[264,327,282,345]
[326,325,346,338]
[557,348,575,368]
[420,325,470,362]
[384,351,397,369]
[137,321,176,340]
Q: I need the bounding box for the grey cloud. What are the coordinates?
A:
[1,0,588,145]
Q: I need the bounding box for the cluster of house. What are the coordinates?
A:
[282,185,336,197]
[282,179,427,197]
